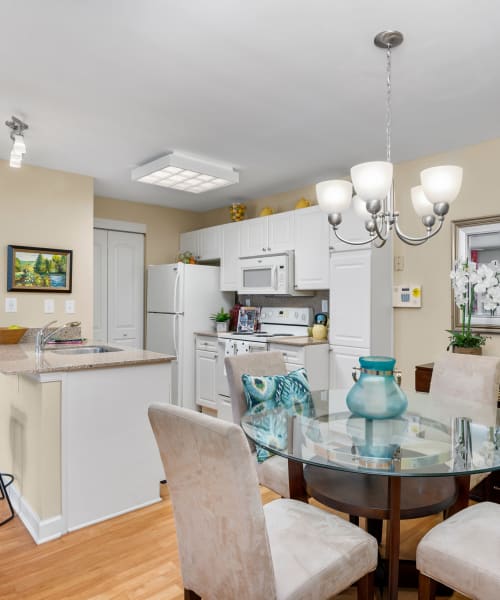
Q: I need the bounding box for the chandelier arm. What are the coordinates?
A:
[393,218,444,245]
[372,213,391,241]
[331,226,379,247]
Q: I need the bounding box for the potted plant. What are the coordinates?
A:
[210,307,230,333]
[448,260,500,353]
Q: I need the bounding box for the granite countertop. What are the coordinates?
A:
[194,330,218,337]
[269,336,328,346]
[0,342,175,375]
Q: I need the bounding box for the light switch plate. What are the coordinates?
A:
[5,297,17,312]
[321,299,329,313]
[393,285,422,307]
[65,300,76,314]
[44,299,55,313]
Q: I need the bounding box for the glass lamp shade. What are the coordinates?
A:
[350,161,393,201]
[411,186,434,217]
[420,165,463,205]
[316,180,353,213]
[353,195,371,220]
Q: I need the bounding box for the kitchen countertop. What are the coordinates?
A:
[269,336,328,346]
[194,332,328,346]
[0,342,175,375]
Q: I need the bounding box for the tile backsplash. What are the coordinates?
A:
[236,292,328,317]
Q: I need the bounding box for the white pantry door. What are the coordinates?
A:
[94,229,144,348]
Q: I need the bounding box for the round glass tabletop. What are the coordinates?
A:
[240,390,500,477]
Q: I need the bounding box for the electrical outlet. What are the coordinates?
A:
[321,299,329,313]
[65,299,76,314]
[5,297,17,313]
[394,256,405,271]
[44,299,55,313]
[245,298,251,306]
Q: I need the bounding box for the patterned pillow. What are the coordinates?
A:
[242,368,314,462]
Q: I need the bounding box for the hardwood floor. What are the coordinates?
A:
[0,485,466,600]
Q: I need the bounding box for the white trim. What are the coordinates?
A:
[9,484,64,544]
[94,218,147,234]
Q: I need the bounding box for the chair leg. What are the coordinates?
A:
[418,573,437,600]
[184,589,201,600]
[356,570,374,600]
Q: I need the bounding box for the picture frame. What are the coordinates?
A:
[237,306,260,333]
[7,245,73,293]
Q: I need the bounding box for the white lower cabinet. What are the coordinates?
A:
[268,343,329,391]
[195,336,218,410]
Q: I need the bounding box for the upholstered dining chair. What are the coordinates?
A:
[416,501,500,599]
[148,403,378,600]
[225,351,292,498]
[429,352,500,497]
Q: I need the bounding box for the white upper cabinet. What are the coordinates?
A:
[329,206,370,251]
[220,221,241,291]
[294,206,330,290]
[239,212,294,257]
[180,226,221,261]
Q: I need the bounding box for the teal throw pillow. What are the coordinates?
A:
[242,368,314,462]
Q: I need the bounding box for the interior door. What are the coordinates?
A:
[108,231,144,348]
[93,229,108,344]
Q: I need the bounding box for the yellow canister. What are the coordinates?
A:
[311,324,328,340]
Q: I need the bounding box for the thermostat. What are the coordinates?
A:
[393,285,422,308]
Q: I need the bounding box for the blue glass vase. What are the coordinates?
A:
[346,356,408,419]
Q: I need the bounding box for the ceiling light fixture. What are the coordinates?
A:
[5,116,28,169]
[132,152,239,194]
[317,31,463,247]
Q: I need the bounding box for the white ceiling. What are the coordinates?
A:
[1,0,499,212]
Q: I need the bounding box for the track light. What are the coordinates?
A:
[5,116,28,169]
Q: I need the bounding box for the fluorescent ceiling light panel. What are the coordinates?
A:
[131,152,239,193]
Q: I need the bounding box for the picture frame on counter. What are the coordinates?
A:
[7,245,73,292]
[237,306,260,333]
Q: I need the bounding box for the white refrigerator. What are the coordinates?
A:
[146,263,232,410]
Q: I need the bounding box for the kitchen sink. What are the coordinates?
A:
[49,345,124,355]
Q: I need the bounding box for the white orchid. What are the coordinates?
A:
[448,259,500,349]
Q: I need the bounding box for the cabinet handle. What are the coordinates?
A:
[262,247,266,252]
[267,247,271,251]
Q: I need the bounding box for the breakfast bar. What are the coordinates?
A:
[0,343,174,543]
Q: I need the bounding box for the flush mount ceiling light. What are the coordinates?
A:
[5,116,28,169]
[317,31,463,247]
[131,152,239,194]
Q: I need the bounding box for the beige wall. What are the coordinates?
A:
[200,184,318,227]
[94,196,204,265]
[393,137,500,385]
[0,161,94,339]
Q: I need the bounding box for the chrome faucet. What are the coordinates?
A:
[35,320,81,355]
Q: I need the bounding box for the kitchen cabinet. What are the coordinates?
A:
[329,244,392,387]
[329,205,371,252]
[268,342,329,391]
[180,226,221,261]
[239,212,294,257]
[195,335,218,409]
[94,228,144,348]
[220,221,241,291]
[293,206,330,290]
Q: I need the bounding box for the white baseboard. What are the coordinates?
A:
[9,484,64,544]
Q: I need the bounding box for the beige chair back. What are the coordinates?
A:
[430,353,500,425]
[225,351,287,425]
[148,403,276,599]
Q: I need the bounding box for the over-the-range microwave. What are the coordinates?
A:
[237,251,312,296]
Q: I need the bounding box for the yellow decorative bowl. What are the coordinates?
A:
[0,327,28,344]
[229,203,246,222]
[295,197,311,209]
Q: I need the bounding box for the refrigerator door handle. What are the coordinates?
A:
[173,313,179,356]
[173,268,181,315]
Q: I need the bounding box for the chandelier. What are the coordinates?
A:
[316,31,463,247]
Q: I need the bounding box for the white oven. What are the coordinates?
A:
[238,251,306,295]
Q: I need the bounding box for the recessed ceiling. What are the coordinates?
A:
[1,0,499,212]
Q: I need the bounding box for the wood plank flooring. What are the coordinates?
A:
[0,485,466,600]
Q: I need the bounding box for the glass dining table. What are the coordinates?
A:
[241,389,500,600]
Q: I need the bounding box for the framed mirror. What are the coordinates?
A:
[452,215,500,333]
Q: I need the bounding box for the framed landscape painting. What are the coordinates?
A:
[7,245,73,292]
